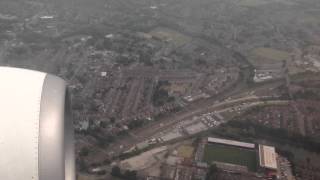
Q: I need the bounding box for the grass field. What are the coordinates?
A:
[203,144,257,171]
[238,0,269,7]
[297,14,320,24]
[238,0,295,7]
[165,83,190,95]
[251,48,290,61]
[149,27,192,47]
[177,145,194,158]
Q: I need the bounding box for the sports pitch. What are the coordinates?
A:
[203,144,258,171]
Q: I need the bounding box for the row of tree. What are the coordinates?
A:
[111,166,138,180]
[152,80,174,107]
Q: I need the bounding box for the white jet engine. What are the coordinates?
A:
[0,67,75,180]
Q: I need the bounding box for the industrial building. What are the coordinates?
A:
[204,137,279,177]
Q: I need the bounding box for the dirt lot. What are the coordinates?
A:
[120,146,167,171]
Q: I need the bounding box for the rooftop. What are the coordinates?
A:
[259,145,278,170]
[207,137,255,149]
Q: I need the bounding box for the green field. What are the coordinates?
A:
[251,47,290,61]
[203,144,257,171]
[297,14,320,24]
[149,27,192,47]
[239,0,269,7]
[238,0,295,7]
[177,145,194,158]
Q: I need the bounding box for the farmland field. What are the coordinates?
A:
[203,143,258,171]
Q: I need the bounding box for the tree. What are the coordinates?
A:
[206,164,218,180]
[128,119,144,129]
[110,117,116,124]
[100,121,107,128]
[123,170,137,180]
[111,166,121,177]
[78,158,87,172]
[110,166,138,180]
[152,88,173,107]
[79,147,89,157]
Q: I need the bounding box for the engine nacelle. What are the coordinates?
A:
[0,67,75,180]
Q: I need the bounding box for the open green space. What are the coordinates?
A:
[238,0,270,7]
[203,143,257,171]
[149,27,192,47]
[238,0,295,7]
[251,47,290,61]
[297,14,320,24]
[177,145,194,158]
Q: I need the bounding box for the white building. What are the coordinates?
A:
[207,137,255,149]
[259,145,278,170]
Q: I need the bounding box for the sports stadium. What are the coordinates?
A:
[202,137,278,176]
